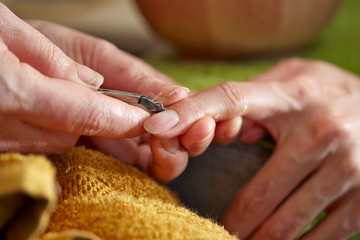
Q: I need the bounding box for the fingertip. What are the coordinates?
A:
[240,127,267,144]
[180,117,216,157]
[214,116,242,145]
[160,137,181,154]
[149,136,188,183]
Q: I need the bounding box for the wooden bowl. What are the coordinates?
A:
[135,0,342,58]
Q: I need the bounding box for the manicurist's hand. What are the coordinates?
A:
[145,58,360,239]
[0,3,189,161]
[26,16,190,169]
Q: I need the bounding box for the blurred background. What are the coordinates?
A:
[2,0,160,55]
[3,0,359,92]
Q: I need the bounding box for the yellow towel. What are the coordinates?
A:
[0,147,237,240]
[0,153,56,240]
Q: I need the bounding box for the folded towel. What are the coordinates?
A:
[0,147,237,240]
[0,153,56,240]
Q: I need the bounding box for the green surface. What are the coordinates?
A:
[145,0,360,91]
[143,0,360,239]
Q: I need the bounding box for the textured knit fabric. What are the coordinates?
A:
[0,147,237,240]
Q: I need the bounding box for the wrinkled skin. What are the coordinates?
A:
[145,58,360,239]
[0,3,228,178]
[3,2,360,238]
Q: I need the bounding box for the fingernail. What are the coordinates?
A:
[161,138,180,154]
[144,110,179,134]
[158,86,190,104]
[167,86,190,98]
[77,64,104,88]
[224,117,242,139]
[198,121,216,143]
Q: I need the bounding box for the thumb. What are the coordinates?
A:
[0,3,103,89]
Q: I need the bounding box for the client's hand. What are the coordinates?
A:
[145,58,360,239]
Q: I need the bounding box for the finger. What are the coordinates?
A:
[179,117,215,157]
[0,116,78,153]
[220,132,333,239]
[240,118,268,144]
[28,20,189,105]
[0,45,150,138]
[144,81,298,138]
[135,144,153,172]
[83,136,153,171]
[0,5,103,89]
[250,58,308,83]
[301,188,360,240]
[24,81,150,138]
[149,136,188,183]
[240,124,267,144]
[140,133,151,144]
[213,116,242,145]
[86,137,140,165]
[249,150,358,240]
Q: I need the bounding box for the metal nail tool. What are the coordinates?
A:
[96,88,166,112]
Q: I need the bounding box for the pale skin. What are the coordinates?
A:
[145,58,360,239]
[2,3,360,239]
[0,3,216,176]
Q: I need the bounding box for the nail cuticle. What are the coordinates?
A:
[161,138,180,154]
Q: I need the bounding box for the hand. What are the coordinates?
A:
[26,18,191,171]
[0,3,154,153]
[144,58,360,239]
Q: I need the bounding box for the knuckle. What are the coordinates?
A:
[92,38,113,52]
[288,74,321,100]
[91,39,153,82]
[307,59,330,70]
[317,155,358,198]
[308,111,352,146]
[232,187,267,219]
[277,57,307,69]
[262,221,294,240]
[336,154,360,182]
[39,38,69,75]
[331,122,353,142]
[76,103,109,136]
[89,38,118,68]
[307,118,330,142]
[217,81,245,113]
[46,42,63,67]
[176,97,205,121]
[0,63,30,114]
